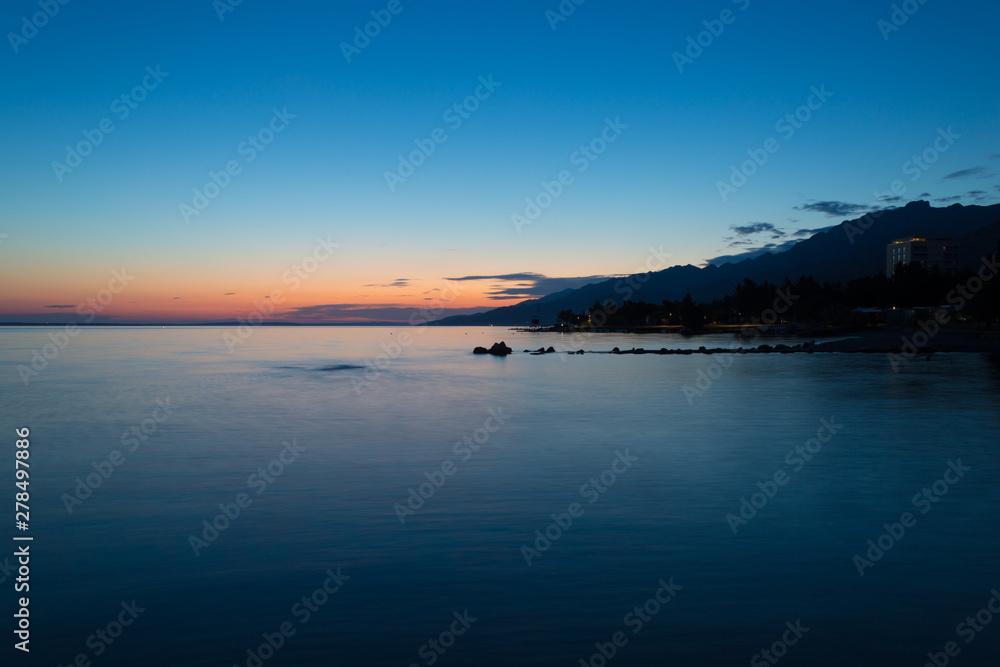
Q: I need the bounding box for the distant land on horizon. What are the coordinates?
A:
[432,200,1000,327]
[5,201,997,328]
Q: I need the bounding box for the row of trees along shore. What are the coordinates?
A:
[556,243,1000,331]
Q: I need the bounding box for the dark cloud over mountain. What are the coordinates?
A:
[794,201,873,217]
[444,273,616,300]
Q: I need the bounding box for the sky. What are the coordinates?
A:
[2,0,999,323]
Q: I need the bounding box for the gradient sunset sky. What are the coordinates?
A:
[2,0,999,322]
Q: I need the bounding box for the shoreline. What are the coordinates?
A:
[486,327,1000,355]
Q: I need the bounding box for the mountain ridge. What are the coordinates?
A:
[433,201,1000,326]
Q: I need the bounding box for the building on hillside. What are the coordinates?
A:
[886,236,959,276]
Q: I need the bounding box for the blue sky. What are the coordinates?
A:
[2,0,999,321]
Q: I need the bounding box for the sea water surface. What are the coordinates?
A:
[2,326,999,666]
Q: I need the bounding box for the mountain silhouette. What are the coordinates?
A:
[434,201,1000,326]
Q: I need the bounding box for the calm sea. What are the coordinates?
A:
[2,326,999,666]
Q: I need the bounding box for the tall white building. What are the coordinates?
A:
[886,236,959,276]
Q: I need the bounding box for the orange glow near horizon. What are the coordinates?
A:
[0,269,501,323]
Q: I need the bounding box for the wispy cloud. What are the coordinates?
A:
[44,304,75,309]
[364,278,410,288]
[941,166,993,181]
[966,189,995,203]
[794,200,872,217]
[706,223,833,267]
[730,222,783,237]
[444,273,617,300]
[706,239,802,267]
[934,196,962,203]
[792,226,834,237]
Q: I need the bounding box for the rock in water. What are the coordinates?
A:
[487,341,512,356]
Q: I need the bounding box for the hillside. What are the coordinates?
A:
[434,201,1000,326]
